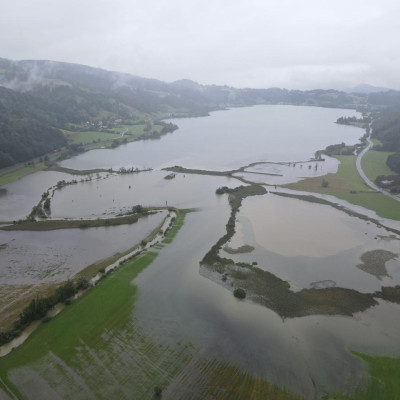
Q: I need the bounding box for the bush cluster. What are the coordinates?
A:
[0,278,90,346]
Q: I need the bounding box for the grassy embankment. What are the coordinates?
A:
[163,211,186,244]
[285,155,400,220]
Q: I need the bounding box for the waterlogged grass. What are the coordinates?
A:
[166,358,304,400]
[0,252,196,399]
[285,155,400,220]
[1,252,156,359]
[334,352,400,400]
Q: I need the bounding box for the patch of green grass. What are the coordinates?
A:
[362,150,394,182]
[64,124,149,146]
[336,155,369,190]
[0,164,47,187]
[64,130,120,145]
[285,155,400,220]
[334,352,400,400]
[163,212,186,244]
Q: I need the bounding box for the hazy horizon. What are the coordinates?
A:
[1,0,399,90]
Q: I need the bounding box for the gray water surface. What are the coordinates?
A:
[60,105,362,171]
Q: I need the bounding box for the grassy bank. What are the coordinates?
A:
[285,155,400,220]
[163,211,186,244]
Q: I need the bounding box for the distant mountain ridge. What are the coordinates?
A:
[344,83,392,94]
[1,57,400,169]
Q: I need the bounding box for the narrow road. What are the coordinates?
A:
[356,135,400,202]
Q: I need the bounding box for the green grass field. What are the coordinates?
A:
[285,155,400,220]
[64,124,155,145]
[361,149,394,182]
[334,352,400,400]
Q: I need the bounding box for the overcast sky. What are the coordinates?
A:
[1,0,399,90]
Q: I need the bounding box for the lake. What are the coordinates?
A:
[60,105,362,171]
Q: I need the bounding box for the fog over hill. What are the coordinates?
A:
[1,57,400,168]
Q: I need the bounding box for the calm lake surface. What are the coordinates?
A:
[2,105,399,398]
[60,105,362,171]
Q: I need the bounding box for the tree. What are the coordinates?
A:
[233,288,246,299]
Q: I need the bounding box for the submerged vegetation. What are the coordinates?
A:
[200,183,400,319]
[357,250,398,280]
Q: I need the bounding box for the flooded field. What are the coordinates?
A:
[1,105,398,399]
[234,156,340,185]
[50,170,237,218]
[221,194,400,293]
[0,171,74,221]
[0,212,165,285]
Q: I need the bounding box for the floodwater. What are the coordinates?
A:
[60,105,361,171]
[50,170,237,218]
[0,212,165,284]
[1,105,399,398]
[222,194,400,293]
[234,156,339,185]
[0,171,75,221]
[134,207,400,397]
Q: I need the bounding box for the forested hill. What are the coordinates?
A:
[371,105,400,151]
[0,86,67,168]
[1,57,400,169]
